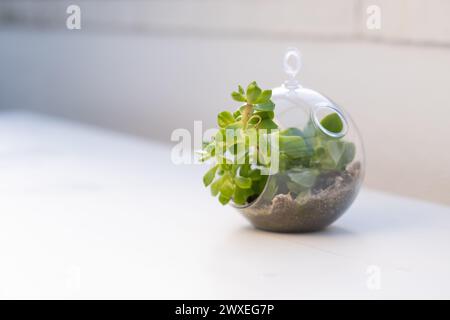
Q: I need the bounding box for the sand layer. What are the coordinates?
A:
[239,162,361,232]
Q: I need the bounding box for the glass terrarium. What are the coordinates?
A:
[235,48,365,232]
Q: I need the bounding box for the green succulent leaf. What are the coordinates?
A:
[218,193,231,205]
[247,115,262,127]
[231,91,246,102]
[255,100,275,112]
[246,82,262,104]
[280,127,303,137]
[288,169,319,188]
[256,90,272,104]
[279,135,307,158]
[226,122,243,130]
[233,187,247,205]
[218,111,235,128]
[210,178,222,196]
[254,110,274,120]
[258,118,278,130]
[203,165,218,187]
[326,140,346,165]
[249,169,262,181]
[338,142,356,169]
[234,175,252,189]
[239,164,251,177]
[320,112,343,133]
[220,178,234,198]
[286,181,305,194]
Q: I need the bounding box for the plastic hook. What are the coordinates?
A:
[283,47,301,89]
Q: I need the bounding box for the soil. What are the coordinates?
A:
[239,161,362,232]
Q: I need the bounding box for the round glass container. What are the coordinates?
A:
[235,48,365,232]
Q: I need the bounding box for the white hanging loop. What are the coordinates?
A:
[283,47,302,89]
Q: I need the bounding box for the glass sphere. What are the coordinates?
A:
[235,49,365,232]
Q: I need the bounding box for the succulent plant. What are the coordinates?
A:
[201,82,355,206]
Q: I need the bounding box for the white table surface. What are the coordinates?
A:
[1,110,450,299]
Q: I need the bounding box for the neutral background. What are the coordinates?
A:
[1,0,450,205]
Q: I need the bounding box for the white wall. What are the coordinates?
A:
[2,0,450,45]
[1,0,450,205]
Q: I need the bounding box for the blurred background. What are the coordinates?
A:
[0,0,449,205]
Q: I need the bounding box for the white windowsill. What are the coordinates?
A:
[0,110,449,299]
